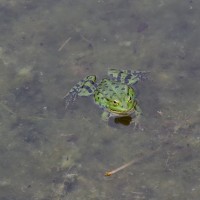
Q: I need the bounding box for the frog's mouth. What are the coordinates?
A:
[109,106,135,116]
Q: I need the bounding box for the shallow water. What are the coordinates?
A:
[0,0,200,199]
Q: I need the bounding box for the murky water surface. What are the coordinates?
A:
[0,0,200,199]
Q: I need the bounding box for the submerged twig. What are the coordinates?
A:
[0,101,15,115]
[80,34,93,47]
[58,37,71,51]
[105,158,141,176]
[105,149,160,176]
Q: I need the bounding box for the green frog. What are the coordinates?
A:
[64,69,148,125]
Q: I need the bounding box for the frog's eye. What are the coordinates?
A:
[113,100,119,106]
[128,96,132,102]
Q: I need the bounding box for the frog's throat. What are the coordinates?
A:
[109,106,135,115]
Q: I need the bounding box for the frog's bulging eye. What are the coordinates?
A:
[128,96,132,102]
[113,100,119,106]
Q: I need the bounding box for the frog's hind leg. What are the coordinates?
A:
[108,69,149,85]
[64,75,97,108]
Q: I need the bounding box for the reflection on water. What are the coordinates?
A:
[0,0,200,199]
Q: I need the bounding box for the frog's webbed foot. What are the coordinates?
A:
[108,69,149,85]
[130,116,142,130]
[64,75,97,109]
[101,111,111,121]
[130,105,143,130]
[64,91,78,109]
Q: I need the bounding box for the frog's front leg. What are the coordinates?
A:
[131,105,142,129]
[101,111,111,121]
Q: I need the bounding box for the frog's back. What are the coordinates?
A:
[96,78,129,99]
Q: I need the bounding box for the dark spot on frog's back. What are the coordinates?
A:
[117,72,123,82]
[124,74,132,84]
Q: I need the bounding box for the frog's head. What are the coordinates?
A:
[94,84,137,116]
[107,86,137,115]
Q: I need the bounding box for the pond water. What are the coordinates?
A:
[0,0,200,199]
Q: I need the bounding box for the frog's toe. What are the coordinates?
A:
[64,91,78,109]
[101,111,110,121]
[131,119,144,131]
[129,114,143,130]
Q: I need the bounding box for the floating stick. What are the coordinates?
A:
[105,159,136,176]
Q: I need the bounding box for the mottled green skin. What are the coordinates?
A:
[64,69,148,124]
[94,79,138,120]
